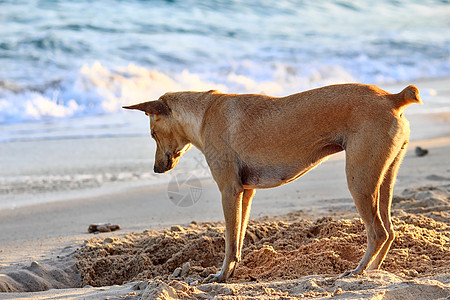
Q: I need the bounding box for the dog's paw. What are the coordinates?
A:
[203,272,226,283]
[342,268,365,278]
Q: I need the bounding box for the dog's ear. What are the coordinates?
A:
[122,100,170,116]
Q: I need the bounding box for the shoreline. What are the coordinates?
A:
[1,111,449,212]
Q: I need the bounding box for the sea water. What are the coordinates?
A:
[0,0,449,140]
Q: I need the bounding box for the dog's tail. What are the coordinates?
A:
[391,85,423,111]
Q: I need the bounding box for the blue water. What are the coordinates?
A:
[0,0,449,134]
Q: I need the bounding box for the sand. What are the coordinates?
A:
[71,185,449,286]
[1,184,449,299]
[0,78,449,299]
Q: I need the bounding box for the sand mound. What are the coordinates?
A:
[392,184,450,224]
[76,216,449,288]
[0,254,80,293]
[75,185,449,294]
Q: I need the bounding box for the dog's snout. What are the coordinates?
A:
[153,165,163,173]
[153,153,173,173]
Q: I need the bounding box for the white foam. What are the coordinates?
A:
[75,62,229,112]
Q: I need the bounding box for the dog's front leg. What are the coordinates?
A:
[204,183,243,283]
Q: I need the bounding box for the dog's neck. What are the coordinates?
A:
[171,92,217,150]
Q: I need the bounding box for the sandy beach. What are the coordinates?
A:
[0,79,449,299]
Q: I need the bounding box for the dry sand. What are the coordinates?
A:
[1,184,449,299]
[0,79,449,299]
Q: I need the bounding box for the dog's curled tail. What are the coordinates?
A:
[392,85,423,110]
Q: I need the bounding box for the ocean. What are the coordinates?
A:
[0,0,449,141]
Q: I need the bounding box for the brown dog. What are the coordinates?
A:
[123,83,421,283]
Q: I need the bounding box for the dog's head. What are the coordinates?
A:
[123,98,191,173]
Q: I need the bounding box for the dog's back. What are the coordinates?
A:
[202,84,420,188]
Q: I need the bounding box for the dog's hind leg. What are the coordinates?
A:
[343,138,399,276]
[368,145,407,270]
